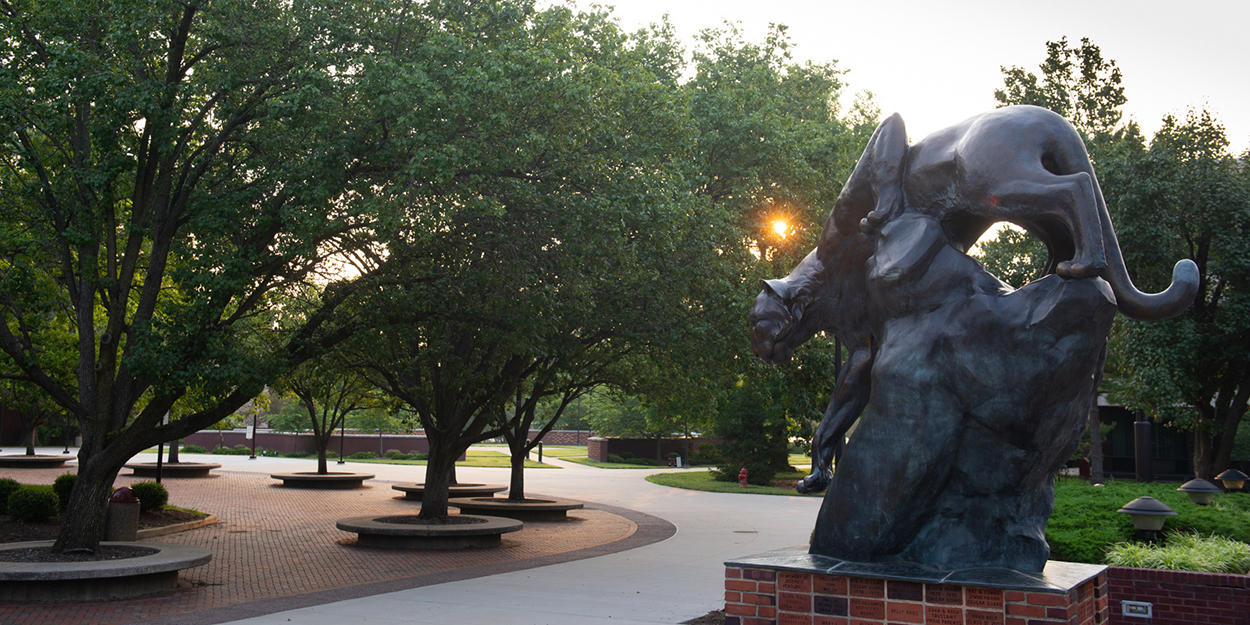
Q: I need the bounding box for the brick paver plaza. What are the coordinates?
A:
[0,464,663,625]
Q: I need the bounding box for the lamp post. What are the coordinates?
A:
[1215,469,1247,491]
[338,420,346,465]
[1177,479,1222,505]
[1117,496,1177,541]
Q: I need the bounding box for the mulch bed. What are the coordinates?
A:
[682,610,725,625]
[0,508,205,544]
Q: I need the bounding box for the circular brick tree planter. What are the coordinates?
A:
[391,483,506,501]
[0,455,72,469]
[270,472,374,489]
[336,514,522,550]
[447,497,584,521]
[125,462,222,478]
[0,541,212,601]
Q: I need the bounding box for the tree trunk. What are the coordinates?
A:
[51,454,122,553]
[419,439,456,520]
[1088,401,1104,484]
[24,428,37,455]
[508,444,526,501]
[168,439,180,464]
[317,449,329,474]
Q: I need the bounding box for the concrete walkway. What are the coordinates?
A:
[1,447,820,624]
[212,451,820,625]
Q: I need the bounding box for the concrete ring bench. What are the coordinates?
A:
[125,462,221,478]
[0,455,73,469]
[0,541,212,601]
[270,472,374,489]
[336,514,522,550]
[391,483,507,501]
[447,497,584,521]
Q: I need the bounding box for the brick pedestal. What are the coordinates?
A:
[725,549,1108,625]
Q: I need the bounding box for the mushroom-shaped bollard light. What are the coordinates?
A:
[1215,469,1247,491]
[1117,496,1178,541]
[1177,479,1222,505]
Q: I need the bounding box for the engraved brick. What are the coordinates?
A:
[780,612,813,625]
[849,598,885,620]
[926,584,963,605]
[965,609,1004,625]
[745,569,777,582]
[780,571,813,593]
[966,588,1004,610]
[925,605,964,625]
[815,595,849,616]
[887,601,925,623]
[888,580,924,601]
[816,575,849,595]
[780,592,812,613]
[814,617,849,625]
[850,620,880,625]
[850,578,885,598]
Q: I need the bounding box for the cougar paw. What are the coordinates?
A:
[796,471,831,495]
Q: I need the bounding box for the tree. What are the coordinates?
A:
[0,0,396,552]
[972,226,1048,289]
[341,0,740,520]
[995,37,1126,145]
[1107,108,1250,479]
[277,357,374,474]
[713,379,791,486]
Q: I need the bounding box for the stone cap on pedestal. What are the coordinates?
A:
[726,547,1107,593]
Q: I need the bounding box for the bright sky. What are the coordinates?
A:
[569,0,1249,154]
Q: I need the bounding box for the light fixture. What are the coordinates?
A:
[1177,479,1222,505]
[1117,496,1177,540]
[1215,469,1247,491]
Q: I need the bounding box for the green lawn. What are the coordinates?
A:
[646,469,819,496]
[537,446,587,459]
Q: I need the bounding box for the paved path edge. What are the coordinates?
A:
[135,500,676,625]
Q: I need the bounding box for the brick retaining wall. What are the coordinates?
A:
[184,430,434,456]
[1107,566,1249,624]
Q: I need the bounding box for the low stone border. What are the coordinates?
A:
[391,483,507,501]
[136,514,219,539]
[0,541,212,601]
[336,514,523,550]
[0,455,73,469]
[125,462,222,478]
[270,472,374,489]
[448,497,584,521]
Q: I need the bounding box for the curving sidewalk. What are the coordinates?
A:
[0,449,821,625]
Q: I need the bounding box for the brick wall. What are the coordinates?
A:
[724,566,1107,625]
[1107,566,1250,624]
[585,436,714,462]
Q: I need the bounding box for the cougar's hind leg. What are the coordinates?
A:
[985,171,1105,279]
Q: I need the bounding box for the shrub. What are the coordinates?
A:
[384,449,404,459]
[0,478,21,511]
[325,450,339,459]
[52,473,76,509]
[282,451,311,458]
[713,384,789,486]
[1106,532,1250,574]
[606,454,626,464]
[129,481,169,513]
[348,451,379,460]
[618,451,635,460]
[690,443,720,466]
[181,444,207,453]
[632,457,660,466]
[409,452,429,461]
[7,485,58,521]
